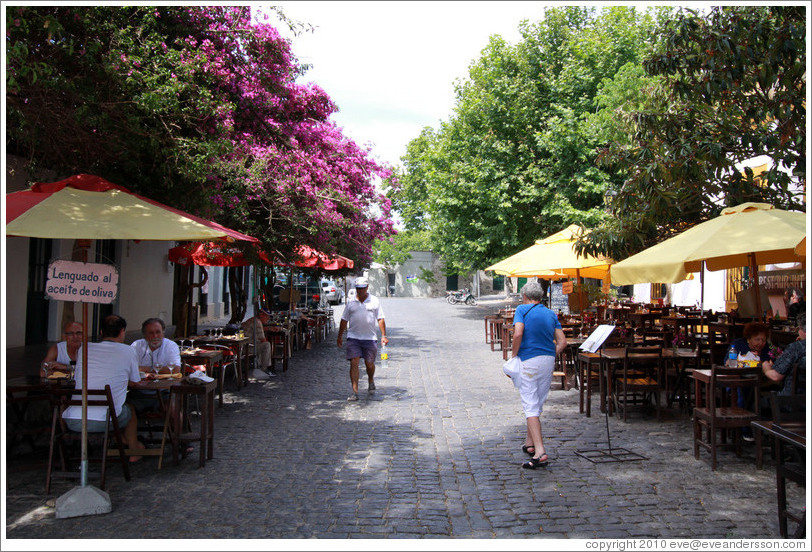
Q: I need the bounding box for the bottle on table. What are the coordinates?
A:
[725,345,738,368]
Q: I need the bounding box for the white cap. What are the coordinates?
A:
[355,277,369,288]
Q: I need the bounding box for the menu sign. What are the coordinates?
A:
[46,260,119,304]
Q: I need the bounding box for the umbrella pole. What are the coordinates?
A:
[749,253,765,321]
[80,302,89,486]
[700,261,705,345]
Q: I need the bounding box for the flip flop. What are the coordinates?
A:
[522,445,535,456]
[522,454,549,469]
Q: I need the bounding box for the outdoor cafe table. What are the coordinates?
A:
[129,376,217,468]
[264,323,292,372]
[191,334,251,388]
[180,348,225,406]
[750,420,806,538]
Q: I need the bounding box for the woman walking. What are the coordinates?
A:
[510,281,567,469]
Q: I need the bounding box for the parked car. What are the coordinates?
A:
[320,279,345,305]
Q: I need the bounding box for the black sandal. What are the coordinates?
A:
[522,454,549,469]
[522,445,535,456]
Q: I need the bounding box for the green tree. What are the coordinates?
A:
[580,5,806,260]
[373,229,433,272]
[6,6,395,265]
[392,6,664,272]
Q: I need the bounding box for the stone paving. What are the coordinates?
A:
[4,296,806,541]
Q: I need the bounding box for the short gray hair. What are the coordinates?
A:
[520,281,543,302]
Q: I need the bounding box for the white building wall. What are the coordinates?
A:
[117,240,175,335]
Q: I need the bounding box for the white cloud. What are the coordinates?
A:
[266,1,556,166]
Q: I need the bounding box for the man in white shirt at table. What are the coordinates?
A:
[62,314,145,461]
[336,277,388,401]
[129,317,181,414]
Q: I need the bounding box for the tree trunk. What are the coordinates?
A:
[173,264,190,338]
[228,266,247,324]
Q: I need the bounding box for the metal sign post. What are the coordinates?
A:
[46,260,119,518]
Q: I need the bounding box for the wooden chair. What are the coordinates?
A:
[755,390,806,469]
[200,344,239,408]
[612,345,664,422]
[46,385,131,494]
[767,392,806,538]
[484,314,501,346]
[693,364,761,470]
[6,384,52,458]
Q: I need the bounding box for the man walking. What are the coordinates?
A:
[337,277,387,401]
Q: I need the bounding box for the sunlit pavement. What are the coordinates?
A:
[5,296,803,539]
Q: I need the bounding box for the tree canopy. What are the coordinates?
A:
[578,5,806,259]
[6,5,395,265]
[389,6,665,272]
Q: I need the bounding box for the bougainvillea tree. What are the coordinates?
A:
[6,5,394,265]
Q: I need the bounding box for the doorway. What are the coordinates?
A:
[25,238,53,344]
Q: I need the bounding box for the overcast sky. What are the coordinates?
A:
[268,1,561,168]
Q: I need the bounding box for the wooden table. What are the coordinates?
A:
[193,335,250,388]
[129,376,217,468]
[180,348,223,371]
[128,376,181,468]
[265,324,292,372]
[180,349,224,406]
[750,420,806,538]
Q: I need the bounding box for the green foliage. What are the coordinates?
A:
[373,229,433,270]
[580,5,806,260]
[393,6,663,272]
[417,266,436,284]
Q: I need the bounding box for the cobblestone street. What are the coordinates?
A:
[4,296,806,543]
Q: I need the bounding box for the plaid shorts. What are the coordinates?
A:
[345,338,378,364]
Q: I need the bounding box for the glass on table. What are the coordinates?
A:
[41,361,54,378]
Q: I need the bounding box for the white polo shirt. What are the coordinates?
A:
[131,337,181,369]
[341,293,384,341]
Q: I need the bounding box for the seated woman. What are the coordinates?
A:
[763,313,806,396]
[730,322,775,439]
[41,320,83,376]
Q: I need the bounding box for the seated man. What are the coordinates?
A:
[241,309,275,380]
[41,320,83,377]
[61,314,145,462]
[128,317,181,414]
[763,312,806,395]
[40,321,82,377]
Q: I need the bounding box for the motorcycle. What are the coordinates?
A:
[446,290,464,304]
[446,289,476,305]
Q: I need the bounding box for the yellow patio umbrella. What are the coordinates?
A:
[610,202,806,321]
[485,225,614,280]
[610,203,806,284]
[795,237,806,257]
